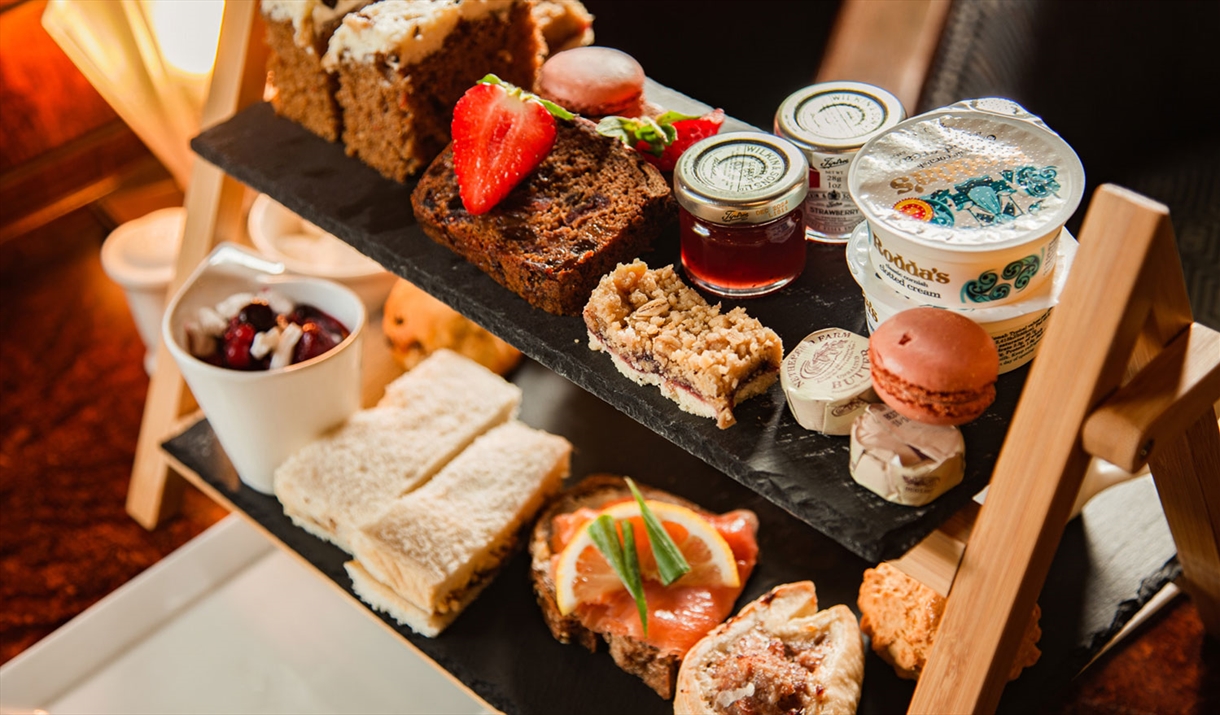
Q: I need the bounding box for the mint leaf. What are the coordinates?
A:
[596,111,701,153]
[654,110,701,126]
[596,116,636,144]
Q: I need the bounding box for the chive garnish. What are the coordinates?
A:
[619,520,648,636]
[586,480,698,634]
[588,515,648,635]
[625,478,692,586]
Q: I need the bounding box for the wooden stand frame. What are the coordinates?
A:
[126,3,1220,713]
[902,184,1220,713]
[126,1,266,529]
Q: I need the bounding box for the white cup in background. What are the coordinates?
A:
[162,244,366,494]
[100,207,185,374]
[247,194,397,313]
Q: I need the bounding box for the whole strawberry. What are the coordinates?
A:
[451,75,574,215]
[597,109,725,172]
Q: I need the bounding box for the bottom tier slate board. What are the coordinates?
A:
[162,359,1179,715]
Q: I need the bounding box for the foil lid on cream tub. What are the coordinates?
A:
[849,404,965,506]
[847,99,1084,307]
[780,328,877,436]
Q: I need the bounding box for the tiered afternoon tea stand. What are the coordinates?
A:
[125,3,1220,713]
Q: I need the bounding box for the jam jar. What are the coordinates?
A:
[774,81,905,243]
[674,132,809,298]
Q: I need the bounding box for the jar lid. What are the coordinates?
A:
[774,81,906,153]
[674,132,808,225]
[847,98,1086,251]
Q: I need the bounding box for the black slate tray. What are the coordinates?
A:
[162,360,1179,715]
[189,82,1027,563]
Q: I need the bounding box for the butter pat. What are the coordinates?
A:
[850,404,965,506]
[780,328,876,436]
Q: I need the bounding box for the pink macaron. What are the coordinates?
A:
[868,307,1000,426]
[536,46,646,117]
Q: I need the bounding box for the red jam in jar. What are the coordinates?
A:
[674,132,810,297]
[679,209,806,295]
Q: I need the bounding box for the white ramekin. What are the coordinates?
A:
[163,244,366,494]
[846,221,1077,374]
[848,98,1084,308]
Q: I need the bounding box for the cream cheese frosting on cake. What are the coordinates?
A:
[322,0,515,70]
[262,0,371,50]
[320,0,542,182]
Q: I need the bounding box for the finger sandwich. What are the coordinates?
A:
[273,349,522,552]
[348,421,572,636]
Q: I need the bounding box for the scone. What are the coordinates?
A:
[382,278,521,375]
[856,562,1041,681]
[675,581,864,715]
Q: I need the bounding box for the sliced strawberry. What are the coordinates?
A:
[643,109,725,172]
[451,79,562,215]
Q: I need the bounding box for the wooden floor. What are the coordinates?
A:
[0,207,1216,713]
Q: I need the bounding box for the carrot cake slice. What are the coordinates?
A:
[583,260,783,429]
[261,0,374,142]
[323,0,544,182]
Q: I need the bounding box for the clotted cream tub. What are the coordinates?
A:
[846,221,1078,374]
[848,98,1084,309]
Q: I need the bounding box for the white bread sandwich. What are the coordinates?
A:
[531,475,760,699]
[349,420,571,636]
[273,349,522,552]
[674,581,864,715]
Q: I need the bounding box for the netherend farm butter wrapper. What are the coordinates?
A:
[781,328,876,436]
[849,404,965,506]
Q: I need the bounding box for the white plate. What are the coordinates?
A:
[0,515,488,715]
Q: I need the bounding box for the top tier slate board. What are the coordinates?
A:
[190,81,1026,563]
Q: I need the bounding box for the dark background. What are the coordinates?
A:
[581,0,841,131]
[583,0,1220,330]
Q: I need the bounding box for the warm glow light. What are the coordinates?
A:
[42,0,227,187]
[147,0,223,76]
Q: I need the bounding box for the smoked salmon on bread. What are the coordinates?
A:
[530,475,759,699]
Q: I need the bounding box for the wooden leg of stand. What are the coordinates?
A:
[909,185,1186,714]
[125,164,247,528]
[124,1,265,529]
[1149,412,1220,635]
[126,353,189,529]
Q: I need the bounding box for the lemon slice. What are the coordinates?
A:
[554,500,740,615]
